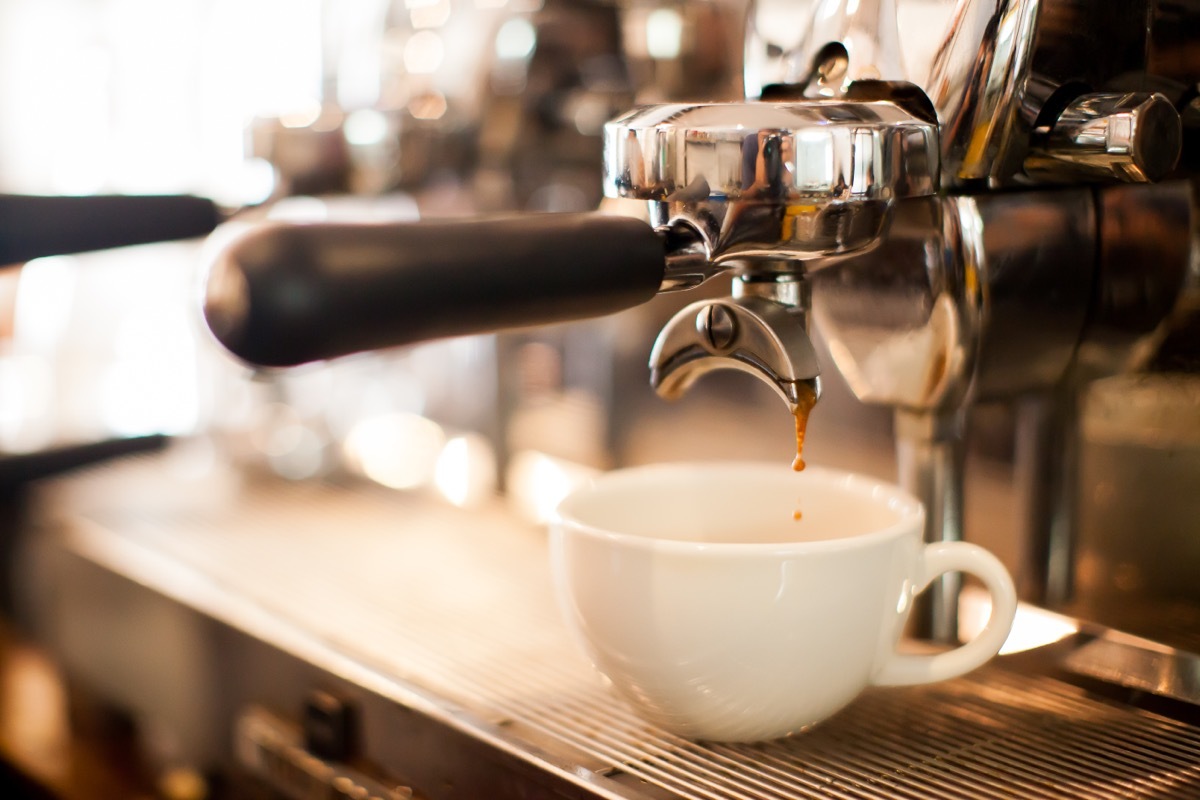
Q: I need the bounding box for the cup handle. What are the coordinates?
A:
[872,541,1018,687]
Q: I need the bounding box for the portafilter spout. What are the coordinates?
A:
[649,273,821,412]
[603,96,939,414]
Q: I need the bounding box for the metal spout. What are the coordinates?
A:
[649,275,821,412]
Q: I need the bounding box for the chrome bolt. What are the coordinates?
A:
[698,304,738,352]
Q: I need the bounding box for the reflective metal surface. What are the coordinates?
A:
[1062,625,1200,708]
[1077,180,1198,376]
[1024,92,1183,184]
[926,0,1173,189]
[809,196,983,413]
[604,99,939,260]
[783,0,907,97]
[649,286,821,409]
[895,409,966,642]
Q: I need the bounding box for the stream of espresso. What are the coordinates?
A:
[791,382,818,520]
[791,382,817,472]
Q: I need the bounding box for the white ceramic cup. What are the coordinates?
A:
[549,462,1017,742]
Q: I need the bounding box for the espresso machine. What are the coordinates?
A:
[204,0,1199,641]
[19,1,1200,798]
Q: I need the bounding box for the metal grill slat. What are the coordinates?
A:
[806,685,1081,800]
[783,716,1061,800]
[750,739,947,800]
[706,747,878,800]
[956,685,1200,770]
[820,696,1067,800]
[818,724,1063,800]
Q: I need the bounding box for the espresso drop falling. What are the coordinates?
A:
[791,383,818,472]
[790,383,818,522]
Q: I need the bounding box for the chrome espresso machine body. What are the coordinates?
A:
[20,1,1200,798]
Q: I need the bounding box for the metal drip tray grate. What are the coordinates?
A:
[55,468,1200,799]
[700,672,1200,799]
[523,669,1200,799]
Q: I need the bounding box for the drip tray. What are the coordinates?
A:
[33,459,1200,799]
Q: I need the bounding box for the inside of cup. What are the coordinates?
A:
[558,462,920,546]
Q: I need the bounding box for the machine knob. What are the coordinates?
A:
[1024,92,1182,184]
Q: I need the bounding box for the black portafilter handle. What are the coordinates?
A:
[203,213,668,368]
[0,193,222,265]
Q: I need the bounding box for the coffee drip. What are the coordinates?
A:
[790,383,818,474]
[790,382,819,521]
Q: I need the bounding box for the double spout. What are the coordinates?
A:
[648,275,820,414]
[605,94,940,414]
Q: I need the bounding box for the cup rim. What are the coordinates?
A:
[553,460,925,555]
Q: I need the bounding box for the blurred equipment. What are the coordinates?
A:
[0,194,220,265]
[0,187,222,612]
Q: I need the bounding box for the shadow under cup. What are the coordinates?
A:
[549,462,1016,742]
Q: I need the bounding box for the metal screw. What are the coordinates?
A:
[697,304,737,352]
